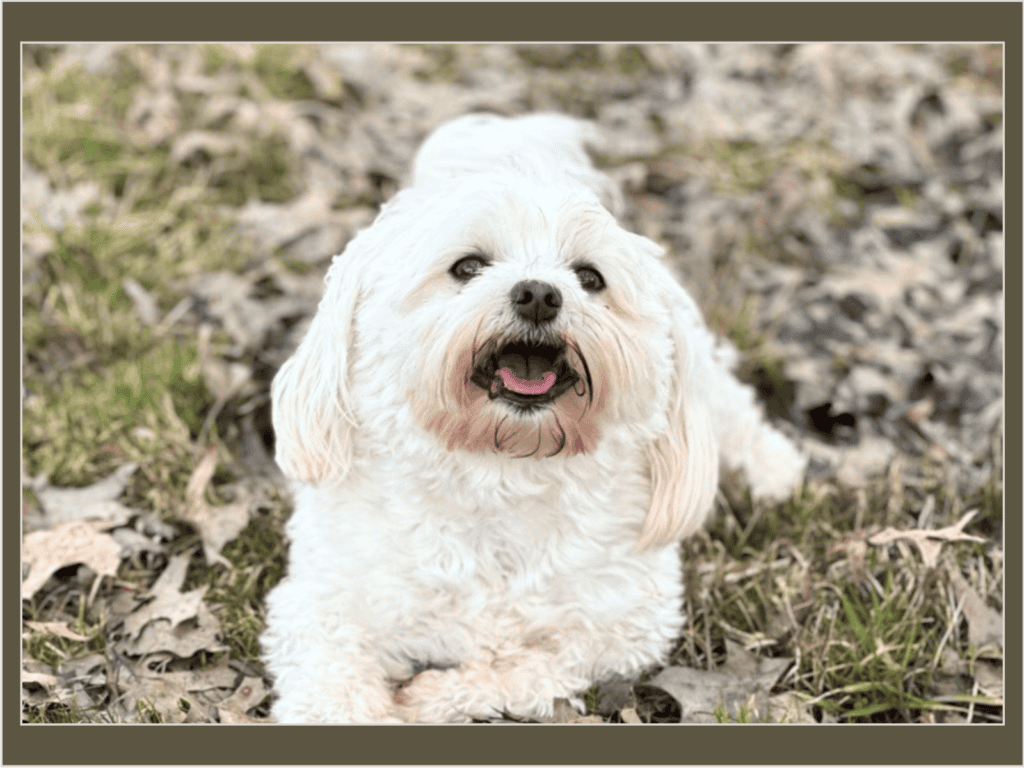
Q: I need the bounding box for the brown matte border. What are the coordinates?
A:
[4,2,1020,766]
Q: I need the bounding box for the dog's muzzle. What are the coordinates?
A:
[469,338,582,408]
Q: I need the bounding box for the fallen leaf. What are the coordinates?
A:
[27,463,139,531]
[217,676,271,723]
[183,450,252,567]
[117,673,207,723]
[22,670,60,689]
[868,510,987,568]
[125,606,226,658]
[143,661,239,693]
[643,641,792,723]
[820,251,937,318]
[938,645,967,676]
[118,551,227,658]
[765,691,817,723]
[23,621,90,642]
[216,708,258,724]
[949,571,1002,651]
[619,707,642,724]
[58,653,107,683]
[135,511,179,541]
[113,657,238,723]
[548,698,602,723]
[973,660,1002,698]
[22,521,122,599]
[121,554,206,639]
[109,526,167,559]
[835,436,896,487]
[190,271,309,351]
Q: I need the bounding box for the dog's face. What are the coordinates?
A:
[273,158,719,548]
[356,173,672,460]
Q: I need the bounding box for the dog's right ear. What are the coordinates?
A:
[271,258,362,486]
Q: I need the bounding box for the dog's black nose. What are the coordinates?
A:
[510,280,562,325]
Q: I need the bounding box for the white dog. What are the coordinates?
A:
[261,113,806,723]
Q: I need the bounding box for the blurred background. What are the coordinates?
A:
[22,44,1004,724]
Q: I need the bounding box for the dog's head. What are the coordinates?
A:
[272,114,718,547]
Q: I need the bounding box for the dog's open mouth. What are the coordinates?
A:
[469,340,581,407]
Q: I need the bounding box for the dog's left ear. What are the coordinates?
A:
[639,258,720,549]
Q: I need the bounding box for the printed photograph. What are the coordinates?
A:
[21,43,1003,725]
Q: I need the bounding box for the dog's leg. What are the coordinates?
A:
[703,338,806,502]
[396,603,680,723]
[262,578,401,723]
[395,644,593,723]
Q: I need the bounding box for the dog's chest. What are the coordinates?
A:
[401,489,585,589]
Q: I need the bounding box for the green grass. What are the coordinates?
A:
[21,44,296,722]
[190,505,290,662]
[677,468,1002,723]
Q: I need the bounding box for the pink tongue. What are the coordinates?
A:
[497,368,556,395]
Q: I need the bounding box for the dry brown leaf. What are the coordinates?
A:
[823,252,937,318]
[27,463,139,531]
[109,526,167,559]
[217,676,270,723]
[22,670,60,689]
[183,450,252,567]
[23,654,109,719]
[125,606,227,658]
[766,691,817,723]
[114,657,239,723]
[619,707,642,724]
[973,660,1002,698]
[217,708,261,724]
[118,551,227,658]
[548,698,602,723]
[121,554,204,638]
[22,521,122,599]
[643,641,793,723]
[147,661,239,693]
[23,620,90,642]
[190,271,309,350]
[949,571,1002,651]
[867,509,987,568]
[117,673,209,723]
[835,436,896,487]
[59,653,107,684]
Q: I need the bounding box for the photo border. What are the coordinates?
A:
[5,3,1020,765]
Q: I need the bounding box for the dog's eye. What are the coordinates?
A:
[574,265,606,293]
[450,255,489,282]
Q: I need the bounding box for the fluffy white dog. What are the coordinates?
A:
[261,113,806,723]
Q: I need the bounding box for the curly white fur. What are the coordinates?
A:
[262,113,806,723]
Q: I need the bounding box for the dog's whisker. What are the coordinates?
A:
[493,413,510,451]
[547,415,568,457]
[521,423,544,459]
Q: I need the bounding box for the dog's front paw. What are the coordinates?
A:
[394,669,499,723]
[270,671,404,724]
